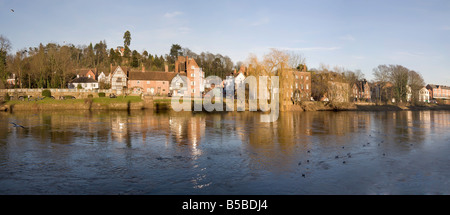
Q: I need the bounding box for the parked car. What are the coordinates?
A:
[109,93,117,98]
[430,99,438,104]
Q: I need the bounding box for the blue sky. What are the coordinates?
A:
[1,0,450,85]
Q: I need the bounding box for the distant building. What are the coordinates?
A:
[419,86,430,103]
[128,69,185,96]
[174,56,204,96]
[351,79,371,102]
[234,66,247,93]
[98,71,111,84]
[68,77,98,90]
[75,69,97,81]
[116,46,125,57]
[110,66,128,94]
[6,73,16,88]
[328,81,350,102]
[426,84,450,100]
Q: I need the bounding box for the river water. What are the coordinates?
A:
[0,110,449,194]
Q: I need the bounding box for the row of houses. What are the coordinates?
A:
[67,57,315,102]
[68,56,204,97]
[5,55,450,103]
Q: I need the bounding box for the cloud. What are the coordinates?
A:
[164,11,183,18]
[340,34,355,41]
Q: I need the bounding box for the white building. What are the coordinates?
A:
[68,77,99,90]
[419,87,430,103]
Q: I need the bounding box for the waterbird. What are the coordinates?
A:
[302,174,306,178]
[10,122,25,128]
[11,9,14,12]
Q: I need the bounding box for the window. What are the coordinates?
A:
[301,76,304,80]
[137,81,140,84]
[147,81,150,84]
[191,73,195,77]
[191,81,195,86]
[301,84,304,90]
[295,75,298,79]
[306,84,309,90]
[192,89,195,93]
[306,76,309,80]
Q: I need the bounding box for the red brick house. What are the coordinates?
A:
[351,79,371,102]
[426,84,450,100]
[75,69,97,80]
[128,70,185,96]
[174,56,204,96]
[288,70,311,102]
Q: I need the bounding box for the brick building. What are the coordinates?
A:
[426,84,450,100]
[174,56,204,96]
[128,70,184,96]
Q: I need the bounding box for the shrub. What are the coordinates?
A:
[98,92,106,97]
[42,89,51,98]
[4,93,10,102]
[87,94,94,99]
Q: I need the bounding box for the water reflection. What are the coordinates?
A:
[1,110,450,194]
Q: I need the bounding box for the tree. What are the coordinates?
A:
[169,44,182,64]
[0,35,12,87]
[390,65,410,103]
[408,70,425,103]
[373,65,392,103]
[123,31,131,48]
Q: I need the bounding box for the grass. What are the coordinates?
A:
[93,96,142,104]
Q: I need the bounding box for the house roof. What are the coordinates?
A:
[128,71,186,81]
[428,84,450,90]
[70,77,97,83]
[74,69,95,76]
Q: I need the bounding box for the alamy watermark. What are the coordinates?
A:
[170,75,279,123]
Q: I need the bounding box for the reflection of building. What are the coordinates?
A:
[169,114,206,155]
[110,114,128,143]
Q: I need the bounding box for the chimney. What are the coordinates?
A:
[165,64,168,73]
[233,69,236,74]
[142,65,145,72]
[186,56,189,72]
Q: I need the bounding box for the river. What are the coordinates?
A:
[1,110,449,194]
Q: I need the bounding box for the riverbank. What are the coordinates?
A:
[2,98,450,112]
[296,101,450,112]
[0,96,148,112]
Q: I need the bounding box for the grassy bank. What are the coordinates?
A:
[2,96,144,111]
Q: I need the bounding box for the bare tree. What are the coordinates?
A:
[408,70,425,103]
